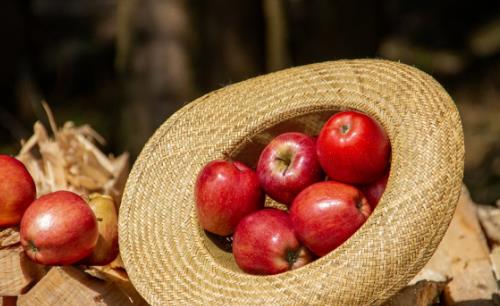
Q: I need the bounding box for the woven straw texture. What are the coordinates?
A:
[119,59,464,305]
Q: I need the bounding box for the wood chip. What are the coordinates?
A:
[410,268,448,285]
[478,205,500,245]
[490,246,500,284]
[0,228,20,249]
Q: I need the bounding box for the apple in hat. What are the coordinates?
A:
[195,160,264,236]
[290,181,371,257]
[317,111,390,184]
[232,208,312,275]
[257,132,323,205]
[360,169,389,209]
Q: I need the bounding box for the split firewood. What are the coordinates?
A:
[82,233,145,304]
[17,266,146,306]
[385,186,499,305]
[84,264,146,305]
[0,245,47,296]
[416,185,498,304]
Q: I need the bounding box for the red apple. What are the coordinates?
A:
[232,208,313,275]
[317,111,390,184]
[0,155,36,227]
[290,181,371,257]
[195,160,264,236]
[20,191,98,265]
[257,132,323,205]
[83,194,119,266]
[360,170,389,209]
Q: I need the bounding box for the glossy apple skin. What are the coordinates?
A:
[83,194,119,266]
[317,111,390,184]
[20,191,98,265]
[0,155,36,227]
[290,181,371,257]
[360,170,389,209]
[233,208,313,275]
[257,132,323,205]
[195,160,264,236]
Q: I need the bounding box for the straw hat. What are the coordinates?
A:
[118,59,464,305]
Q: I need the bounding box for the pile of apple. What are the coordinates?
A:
[0,155,118,266]
[196,111,390,275]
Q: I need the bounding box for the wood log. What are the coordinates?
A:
[17,266,146,306]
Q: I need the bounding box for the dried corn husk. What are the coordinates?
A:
[16,103,129,207]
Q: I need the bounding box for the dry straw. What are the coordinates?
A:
[118,59,464,305]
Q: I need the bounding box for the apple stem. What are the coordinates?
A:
[28,240,38,253]
[286,248,299,267]
[341,124,349,134]
[355,196,363,210]
[282,166,289,176]
[222,152,234,162]
[274,157,290,176]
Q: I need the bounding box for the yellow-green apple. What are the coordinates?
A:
[317,111,390,184]
[232,208,313,275]
[195,160,264,236]
[83,194,118,266]
[257,132,322,205]
[290,181,371,257]
[0,155,36,227]
[20,191,98,265]
[360,169,389,209]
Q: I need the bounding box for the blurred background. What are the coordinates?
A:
[1,0,499,204]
